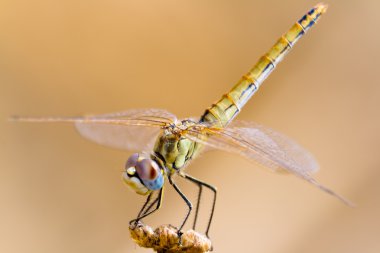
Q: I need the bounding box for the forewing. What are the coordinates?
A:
[13,108,177,151]
[83,108,177,123]
[74,109,176,151]
[75,122,161,151]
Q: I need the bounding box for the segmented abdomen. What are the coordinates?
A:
[200,3,327,128]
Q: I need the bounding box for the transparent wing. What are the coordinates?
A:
[186,120,318,174]
[184,120,352,206]
[75,109,176,151]
[229,120,319,174]
[11,108,177,151]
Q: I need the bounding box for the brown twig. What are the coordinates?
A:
[129,222,212,253]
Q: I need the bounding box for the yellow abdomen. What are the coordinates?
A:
[201,3,328,128]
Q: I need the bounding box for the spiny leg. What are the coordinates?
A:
[137,193,153,218]
[192,182,203,230]
[182,173,217,238]
[141,193,160,216]
[168,175,192,241]
[178,172,203,230]
[129,192,152,225]
[129,188,163,225]
[137,187,163,221]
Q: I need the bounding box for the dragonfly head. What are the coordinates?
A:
[122,153,164,195]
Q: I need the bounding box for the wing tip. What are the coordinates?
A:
[8,115,18,122]
[8,115,38,122]
[308,178,355,207]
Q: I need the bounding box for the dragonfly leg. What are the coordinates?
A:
[137,192,153,219]
[129,188,163,225]
[168,175,192,243]
[140,194,160,217]
[180,175,203,230]
[182,173,217,239]
[193,182,202,230]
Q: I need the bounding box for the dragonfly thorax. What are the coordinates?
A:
[154,120,204,172]
[166,119,198,134]
[122,153,164,195]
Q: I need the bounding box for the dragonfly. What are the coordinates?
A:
[12,3,351,240]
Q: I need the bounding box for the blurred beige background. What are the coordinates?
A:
[1,0,379,252]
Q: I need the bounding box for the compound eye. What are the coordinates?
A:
[125,153,139,169]
[136,159,160,181]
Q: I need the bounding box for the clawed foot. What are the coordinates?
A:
[177,230,184,245]
[202,233,213,251]
[167,225,184,245]
[129,219,142,228]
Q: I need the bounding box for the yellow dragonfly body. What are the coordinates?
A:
[13,3,351,239]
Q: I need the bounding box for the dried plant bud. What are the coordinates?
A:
[129,222,212,253]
